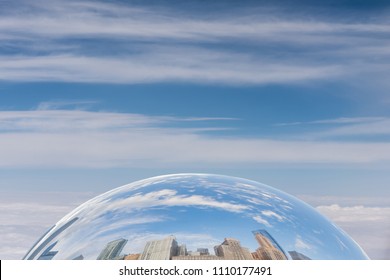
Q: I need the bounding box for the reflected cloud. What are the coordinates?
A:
[253,215,272,227]
[295,236,312,250]
[102,189,250,213]
[261,210,285,222]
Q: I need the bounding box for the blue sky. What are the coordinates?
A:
[0,0,389,259]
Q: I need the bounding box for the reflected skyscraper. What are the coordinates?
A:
[139,236,178,260]
[214,238,253,260]
[253,230,287,260]
[97,238,127,260]
[178,244,187,256]
[252,230,287,258]
[197,248,209,255]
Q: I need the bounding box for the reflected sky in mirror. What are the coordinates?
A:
[24,174,369,260]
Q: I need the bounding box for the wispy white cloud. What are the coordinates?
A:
[0,109,232,132]
[2,1,390,43]
[261,210,284,222]
[1,109,390,168]
[0,110,169,132]
[103,189,249,213]
[276,117,387,126]
[253,215,271,227]
[0,52,341,84]
[276,117,390,138]
[0,0,389,85]
[295,235,312,250]
[36,100,99,111]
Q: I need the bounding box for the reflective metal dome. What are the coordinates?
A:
[24,174,368,260]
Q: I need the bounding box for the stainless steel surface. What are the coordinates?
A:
[24,174,369,260]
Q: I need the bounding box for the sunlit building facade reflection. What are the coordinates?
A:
[253,230,288,260]
[117,232,308,260]
[124,254,140,260]
[214,238,254,260]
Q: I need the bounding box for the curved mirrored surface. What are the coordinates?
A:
[24,174,369,260]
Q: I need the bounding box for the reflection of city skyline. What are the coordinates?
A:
[23,175,369,260]
[94,229,309,260]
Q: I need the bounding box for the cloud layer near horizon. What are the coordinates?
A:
[317,204,390,260]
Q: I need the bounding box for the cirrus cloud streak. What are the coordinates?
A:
[1,109,390,168]
[0,0,390,85]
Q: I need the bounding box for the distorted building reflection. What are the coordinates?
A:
[196,248,210,255]
[178,244,187,256]
[118,230,289,260]
[97,238,128,260]
[139,236,178,260]
[214,238,253,260]
[252,230,288,260]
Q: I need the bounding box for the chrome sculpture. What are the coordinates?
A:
[24,174,369,260]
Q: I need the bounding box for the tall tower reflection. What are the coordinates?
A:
[252,229,288,260]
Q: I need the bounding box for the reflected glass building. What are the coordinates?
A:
[139,236,178,260]
[97,238,127,260]
[23,174,369,260]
